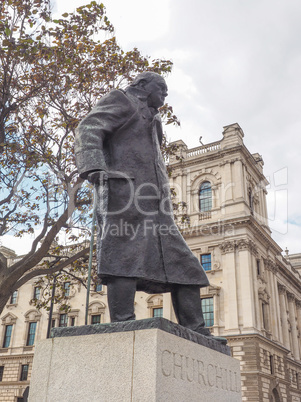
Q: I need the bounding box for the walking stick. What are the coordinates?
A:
[85,186,97,325]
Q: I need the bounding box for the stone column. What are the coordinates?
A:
[278,285,291,350]
[237,240,256,331]
[213,293,220,330]
[179,171,186,204]
[271,268,281,342]
[163,293,174,321]
[209,287,221,335]
[252,255,261,330]
[287,293,300,360]
[265,263,279,340]
[223,162,233,204]
[257,190,265,224]
[191,189,198,214]
[242,163,248,202]
[262,189,269,226]
[186,169,191,215]
[211,184,217,209]
[233,160,244,200]
[296,301,301,358]
[220,241,239,333]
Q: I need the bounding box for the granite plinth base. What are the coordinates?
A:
[29,318,241,402]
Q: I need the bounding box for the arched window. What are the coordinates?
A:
[270,388,281,402]
[88,301,106,325]
[146,295,163,318]
[199,181,212,212]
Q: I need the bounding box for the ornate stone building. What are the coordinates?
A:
[0,123,300,401]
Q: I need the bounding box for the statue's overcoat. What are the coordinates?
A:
[74,86,209,293]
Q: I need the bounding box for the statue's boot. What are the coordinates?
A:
[107,276,136,322]
[171,284,227,344]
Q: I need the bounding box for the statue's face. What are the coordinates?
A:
[143,77,168,108]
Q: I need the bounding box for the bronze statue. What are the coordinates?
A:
[75,72,222,340]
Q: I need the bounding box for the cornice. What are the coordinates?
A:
[225,333,291,354]
[276,264,301,294]
[170,143,266,182]
[182,216,301,287]
[183,215,280,254]
[0,353,34,360]
[286,356,301,369]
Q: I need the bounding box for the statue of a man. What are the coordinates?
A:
[75,72,218,339]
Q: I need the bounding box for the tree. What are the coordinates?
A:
[0,0,179,314]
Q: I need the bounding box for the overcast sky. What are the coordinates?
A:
[3,0,301,255]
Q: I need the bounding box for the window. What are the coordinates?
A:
[201,298,214,327]
[33,287,40,300]
[26,322,37,346]
[199,181,212,212]
[152,307,163,318]
[270,354,274,374]
[91,315,101,325]
[59,314,67,327]
[88,301,106,322]
[3,325,13,348]
[0,366,4,381]
[10,290,18,304]
[201,254,211,271]
[95,283,102,292]
[20,364,29,381]
[248,188,253,213]
[51,319,55,328]
[256,259,261,276]
[64,282,70,297]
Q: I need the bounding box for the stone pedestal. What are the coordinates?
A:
[29,318,241,401]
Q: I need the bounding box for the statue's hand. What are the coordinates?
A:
[87,171,108,185]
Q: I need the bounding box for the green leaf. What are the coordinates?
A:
[5,27,10,36]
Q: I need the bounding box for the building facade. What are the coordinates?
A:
[0,123,300,401]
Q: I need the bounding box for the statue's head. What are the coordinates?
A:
[131,72,168,108]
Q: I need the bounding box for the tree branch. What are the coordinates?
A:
[9,176,83,275]
[13,244,92,290]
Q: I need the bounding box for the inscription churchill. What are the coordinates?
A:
[161,350,240,393]
[75,72,225,341]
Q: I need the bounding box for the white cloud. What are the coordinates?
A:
[26,0,301,256]
[1,234,35,256]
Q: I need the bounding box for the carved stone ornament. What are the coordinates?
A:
[236,238,258,256]
[24,309,42,322]
[219,240,236,254]
[146,295,163,308]
[296,300,301,310]
[1,312,17,325]
[213,261,220,269]
[287,293,295,303]
[263,258,277,273]
[88,301,106,315]
[258,288,270,303]
[278,284,286,295]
